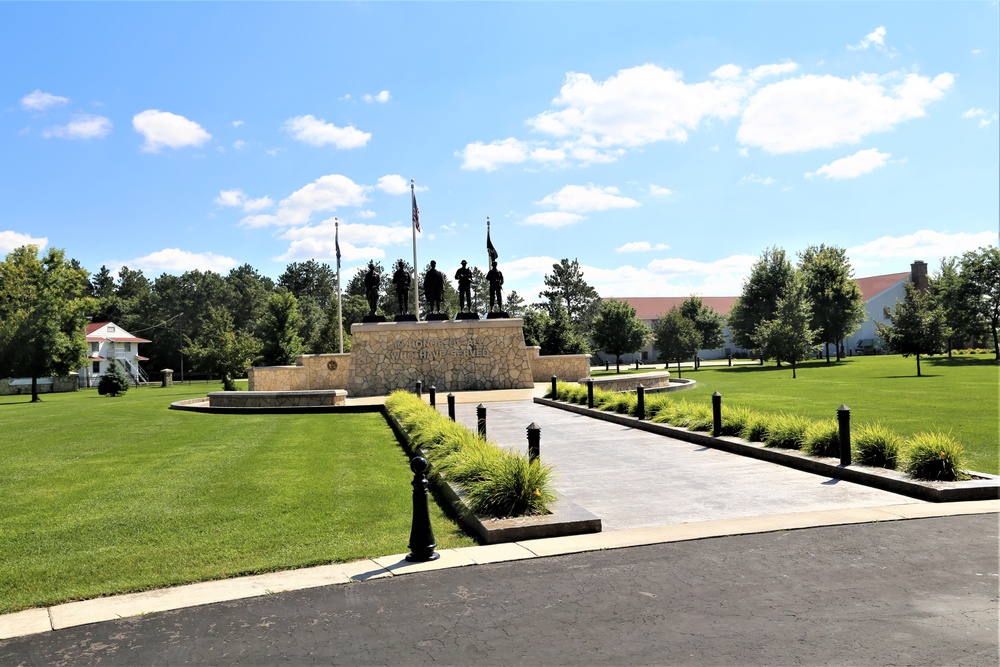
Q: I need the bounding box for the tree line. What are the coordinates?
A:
[2,243,996,398]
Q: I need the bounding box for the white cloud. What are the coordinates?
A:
[458,138,530,171]
[0,230,48,253]
[616,241,670,253]
[848,230,999,262]
[648,185,673,197]
[376,174,411,195]
[740,174,775,185]
[737,147,749,158]
[537,184,640,213]
[239,174,369,228]
[274,219,410,262]
[20,90,68,111]
[749,62,799,80]
[848,26,887,51]
[127,248,238,274]
[963,108,998,128]
[232,120,244,127]
[282,114,370,149]
[806,148,892,179]
[133,110,212,152]
[215,189,246,207]
[711,64,743,80]
[527,64,748,148]
[232,139,246,150]
[41,114,112,140]
[363,90,391,103]
[738,71,953,153]
[521,212,584,228]
[242,196,274,212]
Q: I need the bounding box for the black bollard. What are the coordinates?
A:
[636,384,645,420]
[838,404,852,466]
[428,385,436,408]
[760,356,764,366]
[551,375,558,400]
[447,393,456,421]
[728,354,733,367]
[477,403,486,438]
[587,378,595,409]
[415,380,422,397]
[712,392,722,437]
[527,422,540,462]
[405,456,439,562]
[635,359,640,370]
[605,361,609,371]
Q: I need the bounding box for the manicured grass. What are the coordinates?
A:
[0,384,474,615]
[672,354,998,475]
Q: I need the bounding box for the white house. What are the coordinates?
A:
[80,322,151,388]
[604,261,927,363]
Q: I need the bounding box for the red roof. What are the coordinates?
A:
[84,322,151,343]
[855,272,910,301]
[607,296,740,320]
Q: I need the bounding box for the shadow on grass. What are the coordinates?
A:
[712,359,852,374]
[925,356,999,367]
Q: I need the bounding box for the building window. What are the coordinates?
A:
[125,342,131,352]
[883,305,892,320]
[92,361,101,374]
[90,342,99,352]
[107,326,115,332]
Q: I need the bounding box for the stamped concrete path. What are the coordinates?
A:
[447,397,921,529]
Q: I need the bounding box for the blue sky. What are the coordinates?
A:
[2,1,997,300]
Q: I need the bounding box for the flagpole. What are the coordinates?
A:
[335,218,343,354]
[486,216,490,268]
[411,179,420,318]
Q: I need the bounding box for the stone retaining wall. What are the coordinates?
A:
[588,371,672,393]
[207,390,346,408]
[1,375,79,396]
[348,319,533,397]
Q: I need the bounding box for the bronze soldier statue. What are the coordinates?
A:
[363,260,380,316]
[486,260,504,312]
[424,260,445,314]
[391,259,411,314]
[455,260,473,312]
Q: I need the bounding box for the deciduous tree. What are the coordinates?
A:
[798,245,865,362]
[257,289,304,366]
[876,282,950,377]
[591,299,649,373]
[0,245,95,401]
[679,295,726,356]
[183,306,262,391]
[752,274,817,378]
[652,307,701,378]
[958,246,1000,359]
[728,247,795,356]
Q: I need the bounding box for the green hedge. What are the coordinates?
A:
[548,382,968,481]
[385,391,556,517]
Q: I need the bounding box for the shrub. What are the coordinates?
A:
[97,363,130,397]
[598,393,635,414]
[684,403,715,432]
[901,432,968,481]
[853,423,902,469]
[644,394,673,420]
[384,390,556,517]
[763,413,810,449]
[802,419,840,457]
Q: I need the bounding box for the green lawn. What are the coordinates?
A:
[0,384,474,615]
[667,354,998,475]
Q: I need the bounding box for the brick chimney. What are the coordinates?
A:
[910,260,929,290]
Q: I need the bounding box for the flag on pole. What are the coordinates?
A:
[411,188,420,233]
[335,220,342,271]
[487,223,498,263]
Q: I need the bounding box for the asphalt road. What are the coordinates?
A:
[2,514,997,666]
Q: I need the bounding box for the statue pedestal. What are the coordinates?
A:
[348,319,533,397]
[361,314,387,323]
[393,314,418,322]
[454,312,480,321]
[424,313,450,321]
[486,311,510,319]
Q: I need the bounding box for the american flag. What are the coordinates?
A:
[411,189,420,233]
[335,223,341,271]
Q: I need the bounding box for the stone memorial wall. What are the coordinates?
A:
[348,319,534,397]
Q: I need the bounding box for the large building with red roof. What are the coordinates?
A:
[603,262,926,364]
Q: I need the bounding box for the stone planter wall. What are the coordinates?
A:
[530,352,592,383]
[248,353,350,391]
[589,372,672,392]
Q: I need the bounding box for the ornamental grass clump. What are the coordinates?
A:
[719,405,756,437]
[802,419,841,457]
[683,403,714,432]
[385,390,556,517]
[853,423,902,469]
[644,394,673,421]
[763,413,810,449]
[901,432,968,481]
[740,412,771,443]
[598,393,636,414]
